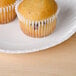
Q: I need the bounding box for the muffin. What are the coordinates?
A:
[16,0,58,38]
[0,0,17,24]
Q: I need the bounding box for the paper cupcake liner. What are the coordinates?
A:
[15,0,59,37]
[0,0,17,24]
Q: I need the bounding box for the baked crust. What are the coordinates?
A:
[18,0,58,21]
[0,0,16,7]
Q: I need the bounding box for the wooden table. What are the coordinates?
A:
[0,33,76,76]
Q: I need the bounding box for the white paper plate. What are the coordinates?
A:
[0,0,76,54]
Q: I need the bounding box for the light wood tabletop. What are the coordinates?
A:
[0,33,76,76]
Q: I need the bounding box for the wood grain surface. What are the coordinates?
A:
[0,33,76,76]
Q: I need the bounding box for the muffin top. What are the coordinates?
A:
[0,0,16,7]
[18,0,58,21]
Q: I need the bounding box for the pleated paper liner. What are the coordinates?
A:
[0,1,17,24]
[15,0,59,38]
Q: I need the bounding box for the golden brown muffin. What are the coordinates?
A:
[0,0,15,7]
[0,0,16,24]
[16,0,58,38]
